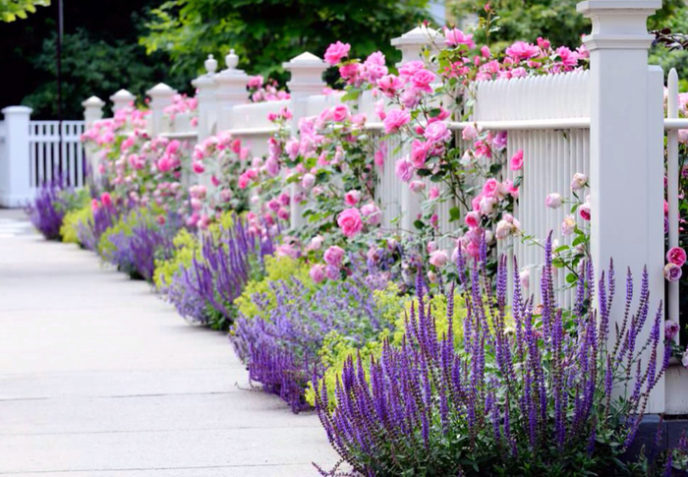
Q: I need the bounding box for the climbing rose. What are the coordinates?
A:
[465,211,480,229]
[429,250,449,267]
[332,104,349,122]
[510,149,524,170]
[344,190,361,206]
[383,108,411,133]
[324,41,351,65]
[561,215,576,235]
[579,203,591,221]
[337,207,363,238]
[100,192,112,208]
[667,246,687,267]
[666,320,680,340]
[424,121,450,143]
[309,264,326,283]
[324,245,345,267]
[545,193,562,209]
[360,203,382,226]
[505,41,539,61]
[571,172,587,190]
[664,263,682,282]
[444,27,475,49]
[395,157,414,182]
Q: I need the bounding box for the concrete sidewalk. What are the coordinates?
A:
[0,210,338,476]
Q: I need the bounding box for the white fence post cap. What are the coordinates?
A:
[109,89,135,102]
[282,51,327,69]
[577,0,660,50]
[1,105,32,115]
[82,96,105,108]
[391,25,441,47]
[146,83,176,97]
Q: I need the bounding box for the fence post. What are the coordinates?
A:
[146,83,177,136]
[191,55,218,141]
[81,96,105,186]
[0,106,32,207]
[82,96,104,126]
[109,89,135,113]
[577,0,665,413]
[283,52,328,227]
[215,49,249,131]
[391,26,441,235]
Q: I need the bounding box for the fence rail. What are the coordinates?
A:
[0,108,85,207]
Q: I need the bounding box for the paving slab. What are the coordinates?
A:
[0,210,339,476]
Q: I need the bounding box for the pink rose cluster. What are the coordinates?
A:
[665,246,687,282]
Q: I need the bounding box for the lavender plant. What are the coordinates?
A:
[165,216,274,329]
[232,273,391,413]
[100,208,181,281]
[26,180,66,240]
[77,201,118,251]
[313,235,673,476]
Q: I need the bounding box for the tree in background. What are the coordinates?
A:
[139,0,430,84]
[449,0,688,88]
[0,0,188,118]
[0,0,49,22]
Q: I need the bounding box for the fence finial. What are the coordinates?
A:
[82,96,105,126]
[192,55,220,139]
[214,48,249,130]
[109,89,135,112]
[391,25,441,66]
[205,54,218,75]
[283,52,327,97]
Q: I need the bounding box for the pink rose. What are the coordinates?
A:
[395,157,414,182]
[664,263,682,282]
[482,178,499,198]
[510,149,524,170]
[383,108,410,134]
[332,104,350,122]
[545,193,562,209]
[409,180,425,193]
[571,173,587,190]
[360,202,382,226]
[424,121,450,143]
[325,265,340,280]
[465,211,481,229]
[309,264,326,283]
[429,250,449,268]
[100,192,113,208]
[337,207,363,237]
[444,27,475,49]
[561,215,576,236]
[505,41,539,61]
[411,69,436,93]
[377,74,402,97]
[157,156,173,173]
[344,190,361,206]
[302,173,316,189]
[410,139,431,168]
[667,246,687,267]
[429,186,440,199]
[324,245,345,267]
[666,320,680,340]
[578,203,591,221]
[324,41,351,65]
[462,124,478,141]
[192,161,204,174]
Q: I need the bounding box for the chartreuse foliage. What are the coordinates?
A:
[60,204,92,245]
[0,0,49,22]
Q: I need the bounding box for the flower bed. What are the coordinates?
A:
[24,13,688,474]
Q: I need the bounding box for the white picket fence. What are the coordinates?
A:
[0,0,680,414]
[0,106,85,207]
